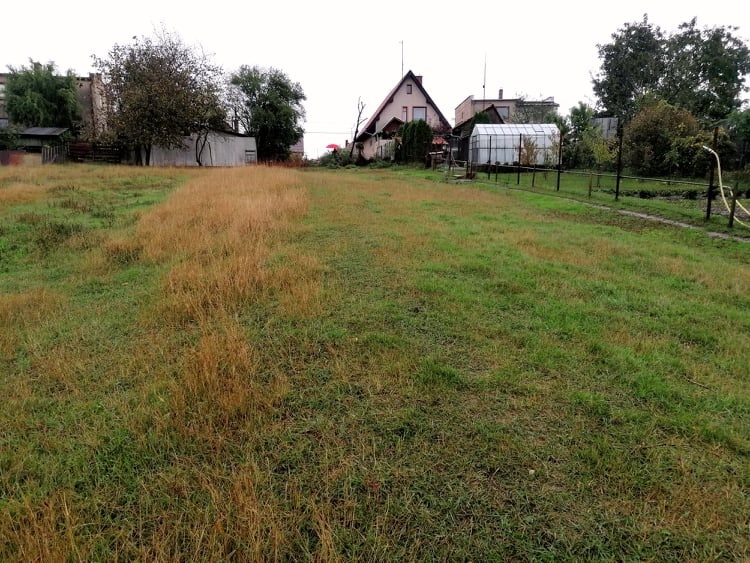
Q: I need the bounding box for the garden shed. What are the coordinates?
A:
[469,123,559,167]
[149,130,257,167]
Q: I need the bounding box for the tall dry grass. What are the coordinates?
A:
[125,166,315,431]
[2,165,321,560]
[0,289,63,361]
[132,167,312,322]
[126,166,320,557]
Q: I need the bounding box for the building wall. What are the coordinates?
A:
[455,91,559,127]
[150,132,257,167]
[389,76,445,132]
[455,95,518,126]
[75,74,106,137]
[360,77,446,160]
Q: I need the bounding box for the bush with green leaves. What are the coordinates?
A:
[396,120,432,164]
[0,124,21,150]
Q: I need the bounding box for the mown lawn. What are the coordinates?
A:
[447,164,750,233]
[1,164,748,561]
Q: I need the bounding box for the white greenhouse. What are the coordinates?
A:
[469,123,560,167]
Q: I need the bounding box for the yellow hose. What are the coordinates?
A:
[703,146,748,228]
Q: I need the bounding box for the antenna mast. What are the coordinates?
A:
[400,40,404,77]
[483,53,486,100]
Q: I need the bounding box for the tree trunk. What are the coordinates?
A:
[196,131,209,166]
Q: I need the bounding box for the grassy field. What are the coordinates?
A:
[1,163,748,561]
[457,165,750,234]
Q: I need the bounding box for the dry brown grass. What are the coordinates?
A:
[128,167,314,324]
[0,491,80,563]
[0,289,63,360]
[129,167,314,441]
[0,182,50,205]
[170,317,288,434]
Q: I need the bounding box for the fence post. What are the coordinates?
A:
[517,134,522,185]
[615,121,623,201]
[556,131,563,191]
[705,127,718,221]
[487,136,492,180]
[728,180,739,228]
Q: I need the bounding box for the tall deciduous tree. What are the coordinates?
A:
[661,19,750,125]
[592,15,666,122]
[93,29,225,166]
[566,102,597,168]
[5,60,81,131]
[593,15,750,126]
[727,108,750,167]
[229,66,306,161]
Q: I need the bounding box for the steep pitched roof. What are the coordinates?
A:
[355,70,451,142]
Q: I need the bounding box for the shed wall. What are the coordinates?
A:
[150,132,256,167]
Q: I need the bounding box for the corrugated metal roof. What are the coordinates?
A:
[21,127,69,136]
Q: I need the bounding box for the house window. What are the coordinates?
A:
[498,106,510,120]
[413,107,426,122]
[402,106,408,121]
[406,84,412,94]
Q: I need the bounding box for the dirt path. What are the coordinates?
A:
[587,204,750,243]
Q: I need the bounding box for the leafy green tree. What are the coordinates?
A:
[592,15,666,121]
[727,108,750,167]
[5,60,81,131]
[664,130,733,179]
[566,102,597,168]
[229,66,306,161]
[93,28,225,165]
[661,19,750,125]
[593,16,750,126]
[584,128,617,173]
[623,99,699,176]
[0,124,21,150]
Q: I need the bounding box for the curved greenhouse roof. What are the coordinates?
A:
[471,123,559,136]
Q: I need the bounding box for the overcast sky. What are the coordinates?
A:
[2,1,747,159]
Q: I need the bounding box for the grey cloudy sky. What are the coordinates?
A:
[2,1,747,158]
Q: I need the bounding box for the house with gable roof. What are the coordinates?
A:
[354,70,451,161]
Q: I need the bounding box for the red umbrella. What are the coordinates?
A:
[326,143,340,150]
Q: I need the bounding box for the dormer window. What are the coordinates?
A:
[406,84,412,94]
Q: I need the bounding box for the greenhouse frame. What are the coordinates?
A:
[469,123,560,168]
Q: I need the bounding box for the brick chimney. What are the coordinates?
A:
[415,75,423,84]
[498,88,504,99]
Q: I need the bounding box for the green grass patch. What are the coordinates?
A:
[1,165,748,561]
